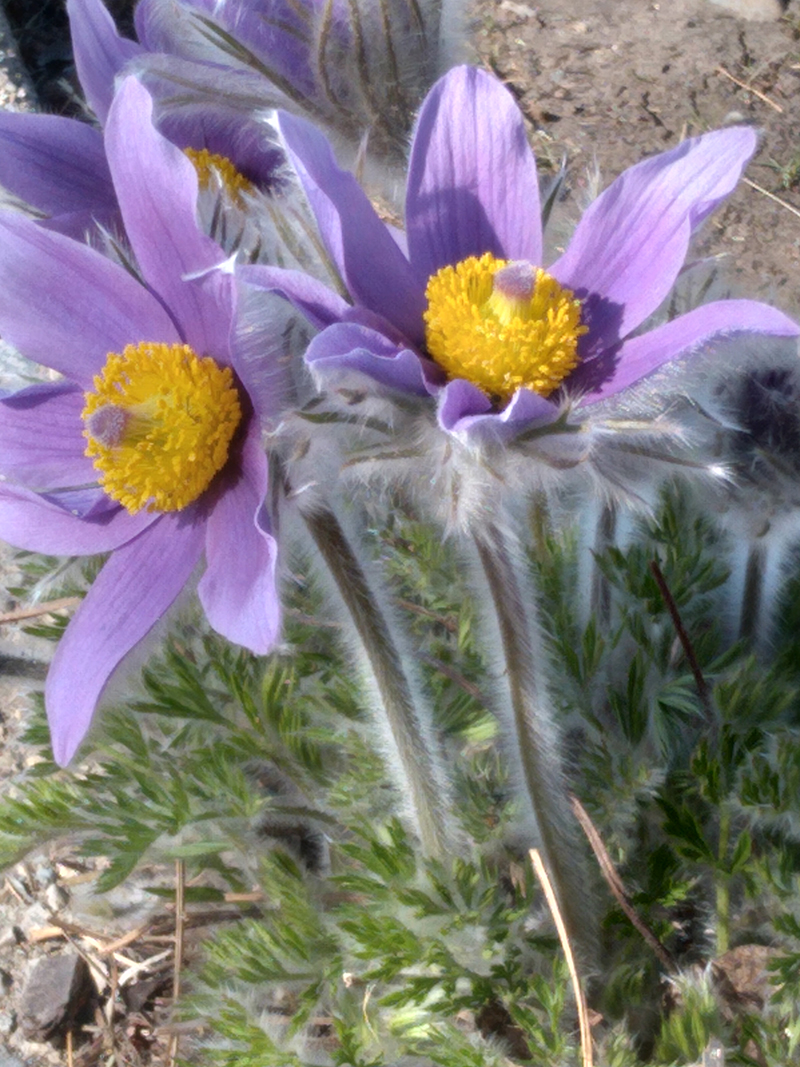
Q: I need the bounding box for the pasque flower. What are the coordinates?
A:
[130,0,462,165]
[0,0,462,236]
[242,65,799,442]
[0,78,280,765]
[0,0,282,237]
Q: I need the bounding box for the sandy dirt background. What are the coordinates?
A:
[474,0,800,318]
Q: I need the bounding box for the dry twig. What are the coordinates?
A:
[165,859,186,1067]
[0,596,80,624]
[569,794,676,972]
[715,66,783,112]
[530,849,593,1067]
[649,560,712,720]
[742,177,800,221]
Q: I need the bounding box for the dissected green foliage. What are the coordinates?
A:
[3,485,800,1065]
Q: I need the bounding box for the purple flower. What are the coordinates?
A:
[0,78,281,765]
[131,0,457,161]
[0,0,281,235]
[241,65,799,442]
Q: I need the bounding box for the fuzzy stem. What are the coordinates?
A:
[591,501,617,626]
[473,521,593,960]
[303,504,451,856]
[739,541,765,644]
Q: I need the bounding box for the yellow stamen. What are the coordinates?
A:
[82,342,242,514]
[184,147,255,206]
[424,252,588,401]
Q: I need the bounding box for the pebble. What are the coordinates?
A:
[19,953,93,1041]
[0,928,22,950]
[705,0,783,18]
[498,0,538,15]
[17,903,51,938]
[0,1049,26,1067]
[43,884,68,913]
[31,865,55,891]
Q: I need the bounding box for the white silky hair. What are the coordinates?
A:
[132,0,472,174]
[674,332,800,650]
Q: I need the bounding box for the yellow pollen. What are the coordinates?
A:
[184,147,255,206]
[82,342,242,515]
[423,252,588,401]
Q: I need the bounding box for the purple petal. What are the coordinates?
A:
[37,207,121,241]
[46,511,205,765]
[438,378,557,439]
[305,322,436,396]
[198,428,280,654]
[105,77,235,358]
[575,299,800,404]
[67,0,143,124]
[155,106,283,190]
[0,483,156,555]
[278,111,426,344]
[0,211,179,387]
[0,112,115,216]
[133,51,292,116]
[0,384,96,488]
[406,66,543,285]
[238,264,350,330]
[134,0,318,101]
[551,127,758,347]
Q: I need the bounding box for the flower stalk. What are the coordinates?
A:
[302,502,453,857]
[740,540,765,644]
[473,520,594,959]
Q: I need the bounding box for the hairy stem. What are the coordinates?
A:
[591,501,616,626]
[474,521,593,960]
[739,541,764,644]
[303,504,451,856]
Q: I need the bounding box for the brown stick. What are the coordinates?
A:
[569,795,676,973]
[0,596,80,624]
[649,559,712,720]
[743,177,800,220]
[166,859,186,1067]
[715,66,783,112]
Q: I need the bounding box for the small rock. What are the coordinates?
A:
[32,864,56,890]
[19,953,94,1041]
[43,884,68,912]
[0,928,22,949]
[498,0,537,16]
[706,0,783,19]
[0,1008,15,1036]
[121,972,171,1013]
[713,943,779,1012]
[17,903,51,938]
[0,1045,26,1067]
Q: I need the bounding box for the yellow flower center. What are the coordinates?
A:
[82,342,242,514]
[184,148,255,206]
[423,253,588,401]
